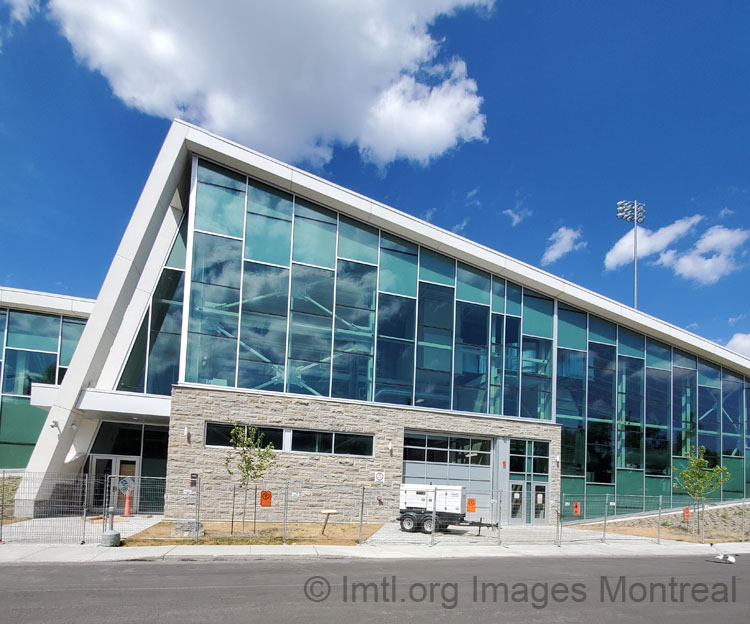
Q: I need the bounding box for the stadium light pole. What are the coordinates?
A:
[616,200,646,309]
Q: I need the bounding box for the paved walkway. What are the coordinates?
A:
[1,538,749,563]
[1,514,164,544]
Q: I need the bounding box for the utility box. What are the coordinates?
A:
[398,484,466,533]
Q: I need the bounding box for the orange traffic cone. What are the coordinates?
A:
[124,488,132,517]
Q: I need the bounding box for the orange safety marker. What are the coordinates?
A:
[124,488,132,517]
[683,506,690,520]
[467,498,477,513]
[573,501,581,517]
[260,490,272,507]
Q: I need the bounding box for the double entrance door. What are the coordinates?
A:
[89,455,140,513]
[509,482,547,524]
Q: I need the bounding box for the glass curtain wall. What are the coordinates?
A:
[111,156,749,501]
[0,309,85,467]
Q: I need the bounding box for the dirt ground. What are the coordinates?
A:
[124,521,383,546]
[569,503,748,543]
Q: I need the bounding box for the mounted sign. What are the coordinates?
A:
[374,471,385,483]
[260,490,272,507]
[118,477,135,495]
[573,502,581,516]
[467,498,476,513]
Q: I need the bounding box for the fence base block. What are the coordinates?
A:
[173,521,204,538]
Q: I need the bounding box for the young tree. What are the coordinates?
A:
[224,424,278,488]
[672,445,730,536]
[672,445,730,503]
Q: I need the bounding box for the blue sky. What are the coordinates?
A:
[1,1,749,356]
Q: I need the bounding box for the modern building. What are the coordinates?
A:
[4,120,750,524]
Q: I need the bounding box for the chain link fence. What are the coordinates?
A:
[0,471,165,544]
[559,493,749,545]
[2,470,747,547]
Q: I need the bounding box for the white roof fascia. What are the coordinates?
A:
[0,287,94,318]
[176,120,750,376]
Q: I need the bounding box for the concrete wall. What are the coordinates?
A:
[165,385,561,524]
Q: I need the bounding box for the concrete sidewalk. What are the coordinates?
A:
[1,539,749,563]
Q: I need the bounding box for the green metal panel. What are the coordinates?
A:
[585,483,615,518]
[0,397,47,444]
[722,456,744,494]
[561,476,585,496]
[0,443,33,469]
[616,469,644,496]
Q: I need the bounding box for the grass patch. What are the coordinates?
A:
[123,521,383,547]
[1,476,26,525]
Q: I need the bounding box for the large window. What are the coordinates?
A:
[204,423,372,457]
[375,293,415,405]
[415,282,453,409]
[587,341,616,483]
[403,432,491,465]
[331,260,376,401]
[453,302,489,413]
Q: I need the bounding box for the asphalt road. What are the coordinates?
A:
[0,555,747,624]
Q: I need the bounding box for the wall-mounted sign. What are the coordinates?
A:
[260,490,272,507]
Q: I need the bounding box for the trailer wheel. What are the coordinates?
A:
[421,515,436,534]
[399,514,417,532]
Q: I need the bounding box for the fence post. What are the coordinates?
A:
[358,486,365,544]
[101,476,109,536]
[283,481,289,545]
[230,485,236,535]
[496,490,503,547]
[253,485,257,534]
[602,494,609,543]
[242,486,248,535]
[193,476,201,545]
[742,500,745,543]
[700,501,705,544]
[81,474,89,544]
[657,495,662,545]
[556,493,565,547]
[429,488,437,547]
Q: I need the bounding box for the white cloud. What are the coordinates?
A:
[14,0,491,167]
[422,207,437,222]
[503,199,531,227]
[657,225,750,285]
[541,226,586,266]
[464,186,481,208]
[5,0,37,23]
[685,322,699,332]
[719,208,735,218]
[452,217,470,234]
[604,215,704,270]
[726,333,750,358]
[729,313,748,325]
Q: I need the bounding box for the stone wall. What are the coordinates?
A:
[165,385,561,524]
